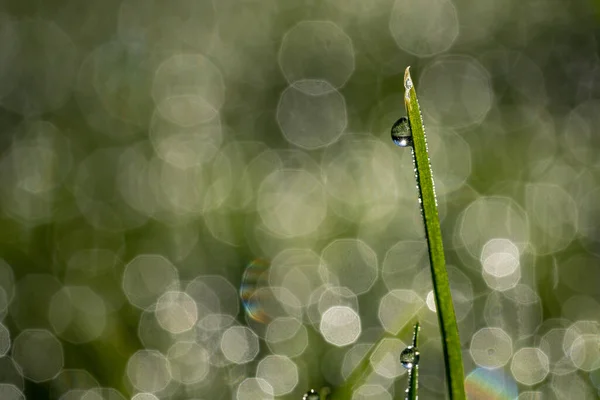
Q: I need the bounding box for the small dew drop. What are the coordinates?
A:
[405,77,413,91]
[400,346,420,369]
[303,389,320,400]
[391,117,413,147]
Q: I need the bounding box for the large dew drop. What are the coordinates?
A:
[400,346,420,369]
[391,117,413,147]
[303,389,320,400]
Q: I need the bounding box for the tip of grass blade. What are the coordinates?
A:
[404,66,414,111]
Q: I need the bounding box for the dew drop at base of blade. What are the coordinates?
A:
[391,117,413,147]
[400,346,420,369]
[303,389,320,400]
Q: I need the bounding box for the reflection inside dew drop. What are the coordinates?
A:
[400,346,420,369]
[391,117,413,147]
[240,258,270,323]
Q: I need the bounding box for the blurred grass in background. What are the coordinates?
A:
[1,0,600,399]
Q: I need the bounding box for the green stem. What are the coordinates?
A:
[403,66,466,399]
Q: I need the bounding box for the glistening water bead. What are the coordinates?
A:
[391,116,413,147]
[303,389,320,400]
[400,346,420,369]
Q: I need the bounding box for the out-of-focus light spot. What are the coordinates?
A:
[567,334,600,371]
[50,369,99,399]
[469,327,513,369]
[122,254,179,310]
[152,54,224,126]
[551,372,597,398]
[427,126,472,195]
[0,322,10,356]
[131,394,159,400]
[0,357,24,390]
[420,55,493,128]
[150,109,223,169]
[464,368,519,400]
[341,343,372,380]
[480,239,521,292]
[236,377,274,400]
[321,134,402,222]
[126,350,172,393]
[256,355,299,395]
[154,291,197,334]
[456,196,529,262]
[484,285,542,341]
[510,347,550,386]
[539,328,577,376]
[269,248,325,319]
[49,286,107,343]
[0,384,25,400]
[389,0,458,57]
[381,240,428,291]
[166,341,210,384]
[320,306,361,347]
[257,169,327,237]
[564,99,600,167]
[369,338,407,379]
[481,238,520,277]
[0,121,74,223]
[525,183,578,254]
[320,239,378,295]
[0,258,15,313]
[378,289,424,334]
[12,329,64,382]
[220,326,260,364]
[279,21,355,93]
[188,275,238,318]
[265,317,309,358]
[351,384,392,400]
[316,286,359,325]
[277,81,347,149]
[517,391,543,400]
[81,387,127,400]
[426,290,436,312]
[563,321,600,361]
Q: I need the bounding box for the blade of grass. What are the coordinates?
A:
[403,66,466,399]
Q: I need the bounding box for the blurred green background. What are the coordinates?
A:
[1,0,600,399]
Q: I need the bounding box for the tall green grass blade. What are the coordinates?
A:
[403,66,466,399]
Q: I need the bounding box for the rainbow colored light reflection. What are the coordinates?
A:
[240,258,270,323]
[465,367,518,400]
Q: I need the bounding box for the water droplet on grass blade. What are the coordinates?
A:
[303,389,320,400]
[391,117,413,147]
[400,346,420,369]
